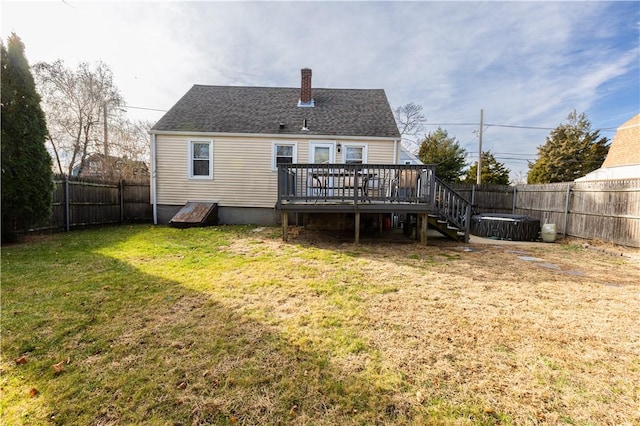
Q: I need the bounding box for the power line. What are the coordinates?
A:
[487,123,618,131]
[490,151,537,156]
[486,123,554,130]
[426,122,551,129]
[425,122,618,131]
[425,123,478,127]
[493,157,534,162]
[467,153,535,162]
[122,105,167,112]
[118,107,621,132]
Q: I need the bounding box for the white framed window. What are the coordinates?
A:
[272,142,297,171]
[343,143,367,164]
[188,139,213,179]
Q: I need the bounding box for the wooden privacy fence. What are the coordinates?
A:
[450,184,515,214]
[451,180,640,248]
[51,176,152,231]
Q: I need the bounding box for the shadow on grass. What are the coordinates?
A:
[2,226,418,425]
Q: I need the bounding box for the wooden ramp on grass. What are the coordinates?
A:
[169,202,218,228]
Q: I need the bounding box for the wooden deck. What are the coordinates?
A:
[277,164,472,244]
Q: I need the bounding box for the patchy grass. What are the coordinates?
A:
[2,225,640,425]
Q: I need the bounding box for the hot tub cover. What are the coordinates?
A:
[471,213,540,241]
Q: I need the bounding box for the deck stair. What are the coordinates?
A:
[431,178,472,242]
[427,214,466,241]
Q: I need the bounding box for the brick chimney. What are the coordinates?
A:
[299,68,314,107]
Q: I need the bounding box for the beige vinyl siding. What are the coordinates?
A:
[335,138,394,164]
[155,134,396,208]
[156,135,277,208]
[215,137,276,207]
[155,134,190,204]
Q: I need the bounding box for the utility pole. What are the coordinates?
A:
[476,108,483,185]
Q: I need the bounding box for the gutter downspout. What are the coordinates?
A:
[393,139,398,164]
[151,132,158,225]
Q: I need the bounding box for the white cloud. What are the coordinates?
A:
[2,0,637,179]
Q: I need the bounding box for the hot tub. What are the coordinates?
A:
[471,213,540,241]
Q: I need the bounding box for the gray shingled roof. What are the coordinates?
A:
[151,85,400,138]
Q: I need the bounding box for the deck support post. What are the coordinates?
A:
[419,213,428,245]
[378,213,383,237]
[282,212,288,241]
[355,212,360,245]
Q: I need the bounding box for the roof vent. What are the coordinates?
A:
[301,119,309,131]
[298,68,314,107]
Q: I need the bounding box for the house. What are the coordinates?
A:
[400,147,424,165]
[150,68,402,224]
[150,68,470,243]
[576,114,640,181]
[73,153,149,180]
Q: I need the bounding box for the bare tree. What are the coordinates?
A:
[393,102,427,151]
[107,118,152,179]
[34,60,123,177]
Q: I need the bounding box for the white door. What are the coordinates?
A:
[308,142,335,196]
[309,142,335,164]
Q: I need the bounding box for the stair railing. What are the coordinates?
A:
[434,177,471,242]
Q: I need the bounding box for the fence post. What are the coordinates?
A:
[65,176,70,232]
[512,186,517,214]
[119,180,125,223]
[563,184,571,238]
[471,184,476,208]
[464,203,472,243]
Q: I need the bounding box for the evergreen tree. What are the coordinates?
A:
[418,127,467,183]
[463,151,511,185]
[528,110,609,183]
[1,33,53,242]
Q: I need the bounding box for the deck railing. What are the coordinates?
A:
[434,177,472,242]
[277,163,436,206]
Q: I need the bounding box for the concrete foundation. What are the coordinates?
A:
[157,205,388,240]
[157,204,280,226]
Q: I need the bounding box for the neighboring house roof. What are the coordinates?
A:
[151,84,400,139]
[575,113,640,181]
[601,113,640,168]
[73,153,149,178]
[400,147,423,164]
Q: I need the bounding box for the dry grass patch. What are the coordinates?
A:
[2,225,639,425]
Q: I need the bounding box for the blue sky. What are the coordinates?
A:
[2,1,639,181]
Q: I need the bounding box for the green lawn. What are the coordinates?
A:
[2,225,639,425]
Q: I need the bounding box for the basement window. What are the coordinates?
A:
[189,139,213,179]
